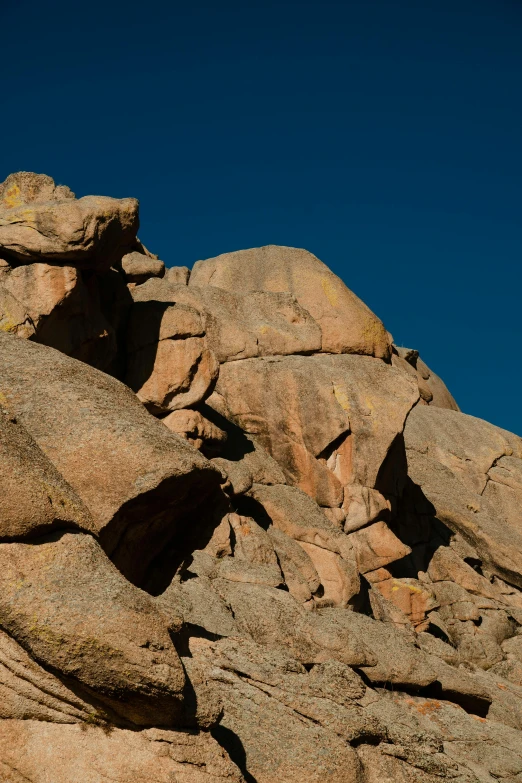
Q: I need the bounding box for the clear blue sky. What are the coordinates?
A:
[3,0,521,434]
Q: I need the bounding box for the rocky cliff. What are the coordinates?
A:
[0,171,521,782]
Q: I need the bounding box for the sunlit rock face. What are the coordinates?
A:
[3,172,522,783]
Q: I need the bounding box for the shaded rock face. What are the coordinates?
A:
[2,174,522,783]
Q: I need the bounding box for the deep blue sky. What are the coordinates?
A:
[3,0,521,434]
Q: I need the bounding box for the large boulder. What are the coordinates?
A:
[0,408,94,540]
[209,354,419,510]
[0,533,186,727]
[131,277,322,362]
[3,171,522,783]
[404,405,522,587]
[0,171,75,208]
[0,262,125,372]
[190,245,391,358]
[0,333,222,585]
[0,195,139,269]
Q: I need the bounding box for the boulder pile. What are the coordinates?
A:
[0,172,521,782]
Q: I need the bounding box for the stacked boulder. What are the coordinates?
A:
[1,173,522,783]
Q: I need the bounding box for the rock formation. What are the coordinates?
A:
[0,171,521,782]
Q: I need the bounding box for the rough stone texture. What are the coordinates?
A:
[121,250,165,283]
[132,278,322,362]
[165,265,191,285]
[0,533,186,727]
[0,171,75,207]
[2,173,522,783]
[126,333,219,413]
[0,262,124,371]
[0,408,94,540]
[190,245,391,358]
[404,405,522,587]
[0,721,244,782]
[394,346,460,411]
[0,195,139,269]
[162,409,228,456]
[0,281,35,337]
[209,354,419,507]
[0,333,222,586]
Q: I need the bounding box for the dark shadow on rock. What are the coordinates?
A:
[96,267,134,380]
[140,489,231,596]
[28,266,133,379]
[233,495,273,530]
[354,665,491,719]
[375,432,455,576]
[99,466,226,594]
[173,624,224,659]
[211,724,258,783]
[197,403,255,460]
[123,299,172,394]
[375,433,409,500]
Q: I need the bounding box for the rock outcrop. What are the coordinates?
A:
[1,171,521,783]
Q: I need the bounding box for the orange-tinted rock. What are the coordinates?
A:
[210,354,418,507]
[297,541,359,607]
[405,405,522,587]
[0,409,94,540]
[0,720,244,783]
[370,576,438,631]
[0,263,123,371]
[0,533,186,727]
[162,408,227,454]
[394,346,459,412]
[133,278,322,362]
[0,195,138,269]
[349,521,412,574]
[0,283,34,338]
[191,245,391,358]
[126,335,219,413]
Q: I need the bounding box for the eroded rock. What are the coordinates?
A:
[191,245,391,358]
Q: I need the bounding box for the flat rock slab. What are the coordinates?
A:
[0,720,244,783]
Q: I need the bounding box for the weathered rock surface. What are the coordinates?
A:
[0,333,222,585]
[0,171,75,208]
[0,533,187,726]
[121,250,165,283]
[393,346,459,411]
[404,405,522,587]
[0,720,244,782]
[209,353,419,508]
[190,245,391,358]
[0,408,94,540]
[132,277,322,362]
[1,172,522,783]
[0,195,139,268]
